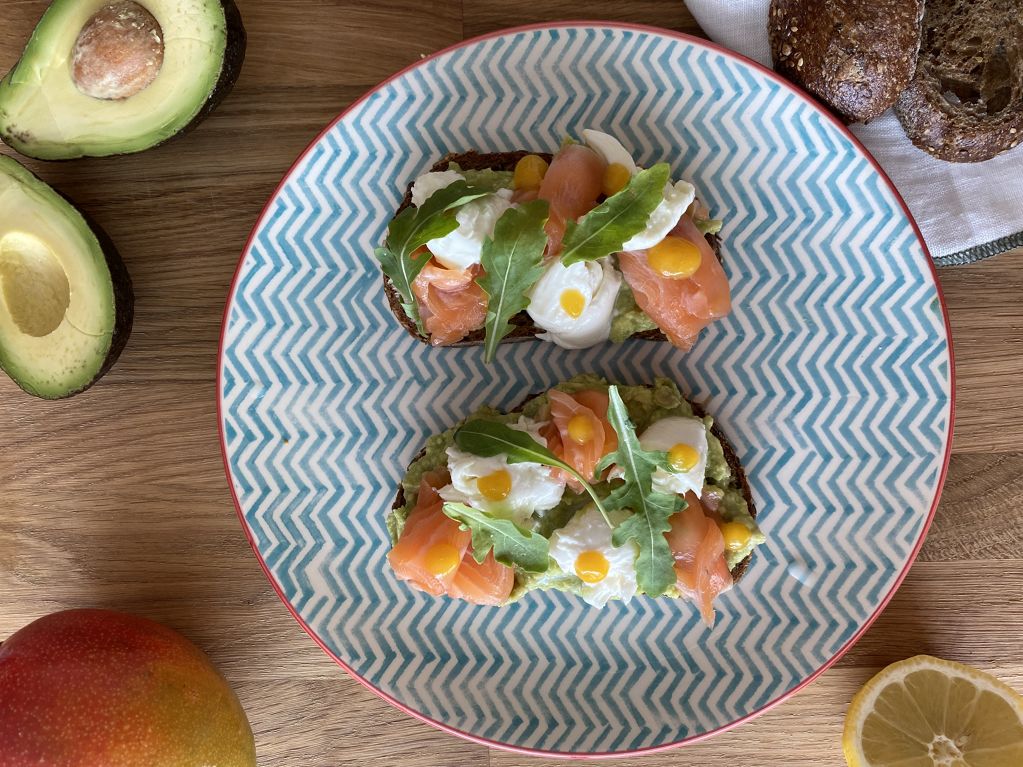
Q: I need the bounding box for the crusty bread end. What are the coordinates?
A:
[894,0,1023,162]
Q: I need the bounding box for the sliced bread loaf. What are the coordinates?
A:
[895,0,1023,162]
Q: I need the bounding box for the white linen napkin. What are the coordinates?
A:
[685,0,1023,265]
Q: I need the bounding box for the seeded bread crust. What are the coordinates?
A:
[391,390,757,584]
[381,150,722,347]
[768,0,925,123]
[894,0,1023,162]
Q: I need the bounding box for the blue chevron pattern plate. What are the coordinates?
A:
[219,23,953,756]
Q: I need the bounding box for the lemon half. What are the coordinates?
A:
[844,655,1023,767]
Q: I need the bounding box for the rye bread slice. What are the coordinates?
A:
[768,0,925,123]
[895,0,1023,162]
[390,389,758,584]
[381,151,722,347]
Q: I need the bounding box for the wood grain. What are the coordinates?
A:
[2,1,1022,766]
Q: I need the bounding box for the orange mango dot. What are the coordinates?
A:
[566,414,595,444]
[575,550,610,583]
[668,443,700,472]
[476,469,512,502]
[559,288,586,318]
[513,154,549,190]
[648,236,702,279]
[424,542,462,577]
[720,521,752,551]
[602,163,632,197]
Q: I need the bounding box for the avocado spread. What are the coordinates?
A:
[446,163,514,193]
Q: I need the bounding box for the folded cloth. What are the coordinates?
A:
[686,0,1023,265]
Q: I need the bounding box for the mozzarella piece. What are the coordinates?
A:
[526,257,622,349]
[582,129,697,252]
[549,505,638,608]
[410,170,465,207]
[409,171,515,271]
[428,189,515,271]
[581,129,639,174]
[440,416,565,526]
[622,180,696,251]
[638,416,709,498]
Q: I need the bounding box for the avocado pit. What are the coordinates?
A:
[71,1,164,101]
[0,232,71,337]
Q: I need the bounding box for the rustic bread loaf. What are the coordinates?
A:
[768,0,925,123]
[895,0,1023,162]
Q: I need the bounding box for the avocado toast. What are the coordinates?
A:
[386,375,763,625]
[376,129,730,358]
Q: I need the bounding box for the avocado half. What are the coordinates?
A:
[0,0,246,160]
[0,156,132,398]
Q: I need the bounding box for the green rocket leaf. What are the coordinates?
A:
[559,163,670,265]
[476,200,549,363]
[596,385,684,596]
[375,181,489,333]
[442,502,550,572]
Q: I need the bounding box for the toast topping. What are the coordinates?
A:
[378,130,729,351]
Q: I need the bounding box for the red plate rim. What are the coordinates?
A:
[216,20,956,759]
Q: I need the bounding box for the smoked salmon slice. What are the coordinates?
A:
[618,215,731,351]
[388,471,514,605]
[537,144,606,257]
[665,492,733,626]
[447,552,514,606]
[544,388,618,490]
[412,258,488,346]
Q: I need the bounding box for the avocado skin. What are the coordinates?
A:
[170,0,247,148]
[74,206,133,400]
[7,173,135,400]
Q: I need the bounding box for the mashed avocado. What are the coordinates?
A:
[446,162,513,192]
[694,217,723,235]
[388,375,764,588]
[508,560,580,601]
[610,282,659,343]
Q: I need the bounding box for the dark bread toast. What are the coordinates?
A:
[391,389,757,584]
[768,0,925,124]
[381,150,722,347]
[894,0,1023,162]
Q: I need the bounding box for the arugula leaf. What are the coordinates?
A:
[476,200,550,363]
[560,163,671,266]
[596,385,684,596]
[454,419,612,527]
[374,181,489,333]
[442,502,550,572]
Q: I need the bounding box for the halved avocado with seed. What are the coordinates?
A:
[0,156,132,398]
[0,0,245,160]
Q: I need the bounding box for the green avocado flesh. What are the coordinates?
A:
[0,156,123,398]
[388,375,765,601]
[0,0,235,159]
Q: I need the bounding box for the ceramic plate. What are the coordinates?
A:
[219,23,954,757]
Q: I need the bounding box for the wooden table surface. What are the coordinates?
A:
[2,2,1022,765]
